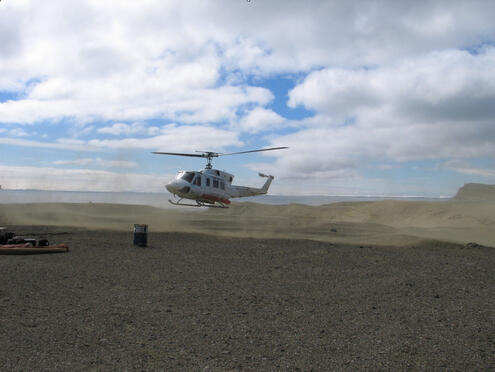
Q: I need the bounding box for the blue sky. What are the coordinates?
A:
[1,1,495,196]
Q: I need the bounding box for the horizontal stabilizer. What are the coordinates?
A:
[258,173,274,179]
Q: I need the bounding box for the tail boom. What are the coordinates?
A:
[229,173,274,198]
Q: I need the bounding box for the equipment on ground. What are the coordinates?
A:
[0,228,68,255]
[133,224,148,247]
[152,146,288,208]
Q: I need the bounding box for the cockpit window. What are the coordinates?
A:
[180,172,195,183]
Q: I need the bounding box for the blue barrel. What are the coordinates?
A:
[133,224,148,247]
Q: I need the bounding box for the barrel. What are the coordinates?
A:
[133,224,148,247]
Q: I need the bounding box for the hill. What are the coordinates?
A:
[453,183,495,201]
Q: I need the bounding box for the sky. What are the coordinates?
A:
[1,0,495,196]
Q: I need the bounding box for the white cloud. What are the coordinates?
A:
[260,115,495,182]
[0,0,280,127]
[53,159,94,166]
[0,137,98,152]
[444,160,495,179]
[3,0,495,125]
[96,159,137,168]
[452,167,495,178]
[289,48,495,122]
[52,158,137,168]
[0,78,273,125]
[89,124,242,152]
[0,123,242,153]
[71,125,95,138]
[0,164,170,192]
[1,0,495,194]
[248,125,360,179]
[7,128,28,137]
[98,122,160,136]
[237,107,285,133]
[261,48,495,181]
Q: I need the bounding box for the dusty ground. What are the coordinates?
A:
[1,199,494,247]
[1,225,494,371]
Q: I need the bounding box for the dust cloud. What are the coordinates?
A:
[1,184,494,247]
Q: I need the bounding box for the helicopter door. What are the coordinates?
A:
[192,174,202,187]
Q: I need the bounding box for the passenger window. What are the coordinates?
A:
[194,175,201,186]
[220,181,225,190]
[206,178,210,187]
[213,179,219,188]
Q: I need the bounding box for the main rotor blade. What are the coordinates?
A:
[220,146,289,156]
[151,151,206,158]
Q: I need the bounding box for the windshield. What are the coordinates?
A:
[180,171,195,183]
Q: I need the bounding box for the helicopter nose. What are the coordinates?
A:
[166,179,190,195]
[165,180,178,194]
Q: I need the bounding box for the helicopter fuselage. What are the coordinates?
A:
[165,168,273,207]
[153,146,286,208]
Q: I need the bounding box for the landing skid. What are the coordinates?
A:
[168,199,229,208]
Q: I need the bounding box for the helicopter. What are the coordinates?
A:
[152,147,288,208]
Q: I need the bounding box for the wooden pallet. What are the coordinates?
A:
[0,243,69,255]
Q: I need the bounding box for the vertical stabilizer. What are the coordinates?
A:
[259,173,274,194]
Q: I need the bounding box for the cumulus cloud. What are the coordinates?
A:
[0,76,273,125]
[289,48,495,123]
[2,0,495,194]
[0,1,276,125]
[237,107,285,133]
[3,0,495,124]
[268,48,495,180]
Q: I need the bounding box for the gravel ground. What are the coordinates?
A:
[0,226,494,371]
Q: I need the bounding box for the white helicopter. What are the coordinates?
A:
[152,147,288,208]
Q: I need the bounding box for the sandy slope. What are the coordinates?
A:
[1,198,493,247]
[209,200,495,246]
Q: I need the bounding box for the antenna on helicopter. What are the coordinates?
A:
[152,146,288,169]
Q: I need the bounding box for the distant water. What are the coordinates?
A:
[240,194,447,205]
[0,189,448,208]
